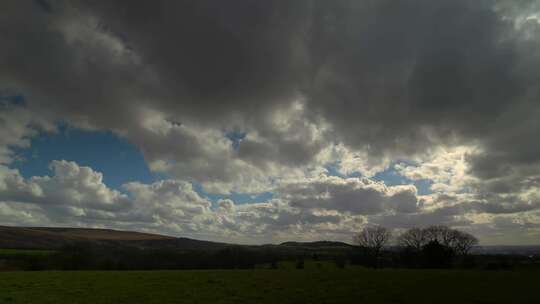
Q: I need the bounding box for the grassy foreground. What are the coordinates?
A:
[0,267,537,304]
[0,249,56,257]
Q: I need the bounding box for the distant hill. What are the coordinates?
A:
[472,245,540,256]
[280,241,353,248]
[11,226,175,240]
[0,226,357,255]
[3,226,539,256]
[0,226,226,251]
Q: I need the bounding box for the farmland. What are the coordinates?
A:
[0,266,538,304]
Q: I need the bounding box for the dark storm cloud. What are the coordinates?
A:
[0,0,152,131]
[307,1,530,156]
[74,0,312,122]
[2,0,540,194]
[34,0,52,13]
[303,0,540,204]
[0,0,323,187]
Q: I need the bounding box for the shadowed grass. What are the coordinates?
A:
[0,249,55,257]
[0,267,537,304]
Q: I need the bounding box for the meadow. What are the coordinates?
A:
[0,249,56,257]
[0,265,538,304]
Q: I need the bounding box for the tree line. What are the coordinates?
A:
[2,225,536,271]
[352,225,479,268]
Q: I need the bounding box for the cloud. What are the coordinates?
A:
[282,176,419,215]
[3,0,540,190]
[123,179,212,222]
[0,159,539,244]
[0,106,54,164]
[396,146,477,194]
[2,0,540,244]
[0,201,49,226]
[0,160,395,242]
[0,161,219,237]
[0,160,130,212]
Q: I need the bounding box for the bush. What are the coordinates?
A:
[296,258,304,269]
[421,240,454,269]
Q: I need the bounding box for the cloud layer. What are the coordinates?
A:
[1,0,540,244]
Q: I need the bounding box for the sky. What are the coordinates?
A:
[1,0,540,245]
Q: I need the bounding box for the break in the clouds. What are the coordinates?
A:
[1,0,540,244]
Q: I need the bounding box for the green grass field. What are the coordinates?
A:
[0,267,538,304]
[0,249,56,257]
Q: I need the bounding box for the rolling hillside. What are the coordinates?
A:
[0,226,226,251]
[0,225,356,255]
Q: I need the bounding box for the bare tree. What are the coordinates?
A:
[423,225,454,246]
[452,231,478,255]
[397,227,426,251]
[353,226,392,255]
[398,225,479,256]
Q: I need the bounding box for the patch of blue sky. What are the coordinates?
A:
[10,124,159,190]
[224,130,246,150]
[0,92,25,107]
[324,161,346,178]
[325,161,433,195]
[372,166,433,195]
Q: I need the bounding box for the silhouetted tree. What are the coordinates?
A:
[354,227,392,254]
[398,226,478,256]
[353,226,391,267]
[422,240,454,268]
[397,227,426,251]
[452,231,478,256]
[396,226,479,268]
